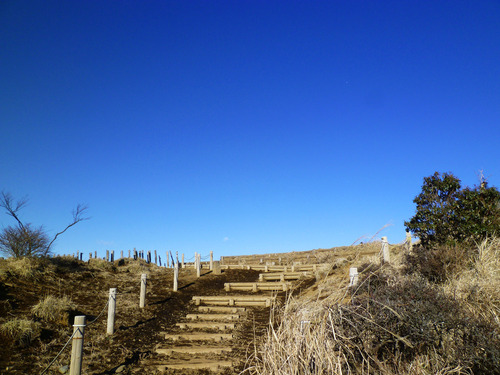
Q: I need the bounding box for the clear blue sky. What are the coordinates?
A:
[1,1,499,259]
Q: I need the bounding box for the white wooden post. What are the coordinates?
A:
[381,236,390,264]
[196,253,201,278]
[213,261,221,275]
[166,251,170,267]
[139,274,147,308]
[210,251,213,270]
[107,288,116,335]
[173,263,179,292]
[121,250,123,259]
[69,315,86,375]
[181,253,185,268]
[349,268,359,287]
[405,231,412,251]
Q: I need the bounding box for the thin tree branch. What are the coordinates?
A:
[0,191,28,230]
[46,204,90,252]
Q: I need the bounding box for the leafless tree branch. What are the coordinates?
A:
[46,204,90,252]
[0,191,28,229]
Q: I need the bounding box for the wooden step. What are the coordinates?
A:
[224,282,291,292]
[193,295,276,307]
[176,322,235,330]
[221,264,325,272]
[156,346,232,355]
[185,313,240,321]
[258,271,313,281]
[156,359,233,371]
[163,333,233,342]
[198,306,246,313]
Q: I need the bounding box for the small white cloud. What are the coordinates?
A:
[223,237,229,242]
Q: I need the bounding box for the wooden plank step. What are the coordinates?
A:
[198,306,246,313]
[221,264,326,272]
[156,346,232,355]
[176,322,235,330]
[157,359,233,371]
[224,282,291,292]
[193,295,276,307]
[259,272,313,281]
[185,313,240,321]
[164,333,233,342]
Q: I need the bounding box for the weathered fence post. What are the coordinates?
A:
[107,288,116,335]
[349,267,359,287]
[159,256,162,267]
[89,252,92,260]
[405,231,412,252]
[381,236,390,264]
[128,249,131,258]
[210,251,213,270]
[69,315,86,375]
[133,249,138,260]
[121,250,124,259]
[111,251,114,262]
[173,262,179,292]
[155,250,157,265]
[167,251,170,268]
[213,261,221,275]
[181,253,185,268]
[106,250,109,262]
[139,274,147,308]
[196,253,201,278]
[94,251,97,259]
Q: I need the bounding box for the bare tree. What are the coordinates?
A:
[0,192,89,258]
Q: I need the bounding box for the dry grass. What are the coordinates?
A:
[248,239,500,375]
[0,256,56,279]
[0,318,41,347]
[31,295,76,322]
[444,237,500,325]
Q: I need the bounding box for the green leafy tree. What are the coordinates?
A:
[405,172,500,246]
[0,192,89,258]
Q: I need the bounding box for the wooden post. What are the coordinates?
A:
[349,267,359,287]
[128,249,131,258]
[89,252,92,260]
[111,251,114,262]
[173,263,179,292]
[155,250,157,265]
[159,256,162,267]
[405,231,413,252]
[121,250,124,259]
[69,315,86,375]
[94,251,97,259]
[181,253,185,268]
[166,251,170,268]
[210,251,213,270]
[139,274,147,308]
[106,250,109,262]
[176,251,179,267]
[381,237,390,264]
[196,253,201,278]
[213,261,221,275]
[107,288,116,335]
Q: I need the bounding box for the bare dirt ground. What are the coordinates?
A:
[0,257,273,375]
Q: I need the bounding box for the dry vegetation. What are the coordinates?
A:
[247,239,500,375]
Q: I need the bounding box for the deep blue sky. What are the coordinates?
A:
[1,1,499,259]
